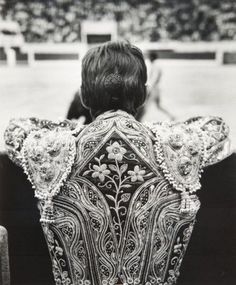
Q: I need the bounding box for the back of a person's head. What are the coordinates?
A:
[81,41,147,118]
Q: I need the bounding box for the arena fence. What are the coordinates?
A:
[1,41,236,66]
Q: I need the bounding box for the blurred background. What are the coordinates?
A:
[0,0,235,150]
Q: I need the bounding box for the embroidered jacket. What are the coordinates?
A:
[4,111,230,285]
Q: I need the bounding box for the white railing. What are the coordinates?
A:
[136,40,236,65]
[2,41,236,66]
[21,42,88,66]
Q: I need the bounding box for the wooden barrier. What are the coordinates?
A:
[0,226,10,285]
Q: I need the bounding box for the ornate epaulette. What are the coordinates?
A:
[144,121,203,214]
[4,118,40,166]
[21,128,76,223]
[145,116,230,214]
[4,118,79,167]
[194,117,230,166]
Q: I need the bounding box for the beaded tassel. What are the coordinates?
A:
[40,198,55,224]
[180,192,198,215]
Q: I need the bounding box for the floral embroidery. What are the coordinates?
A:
[92,164,111,182]
[128,165,146,182]
[106,141,126,161]
[82,140,153,247]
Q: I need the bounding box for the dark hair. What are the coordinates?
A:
[81,41,147,118]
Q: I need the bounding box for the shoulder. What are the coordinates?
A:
[4,118,84,200]
[184,116,230,166]
[4,118,79,165]
[21,127,78,200]
[144,120,203,193]
[4,118,41,166]
[144,116,230,192]
[147,116,230,164]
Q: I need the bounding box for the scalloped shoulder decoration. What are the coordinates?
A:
[196,117,230,166]
[4,117,81,167]
[21,128,76,223]
[4,118,40,166]
[144,121,203,215]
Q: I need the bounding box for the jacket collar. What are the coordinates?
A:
[95,110,135,121]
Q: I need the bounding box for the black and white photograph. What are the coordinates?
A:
[0,1,235,285]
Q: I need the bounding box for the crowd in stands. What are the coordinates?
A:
[0,0,236,42]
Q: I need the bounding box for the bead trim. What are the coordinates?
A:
[144,122,203,215]
[147,122,203,193]
[21,130,76,223]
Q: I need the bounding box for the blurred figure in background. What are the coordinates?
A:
[137,50,175,121]
[146,51,175,121]
[146,51,162,107]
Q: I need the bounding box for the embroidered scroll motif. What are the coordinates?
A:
[42,225,73,285]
